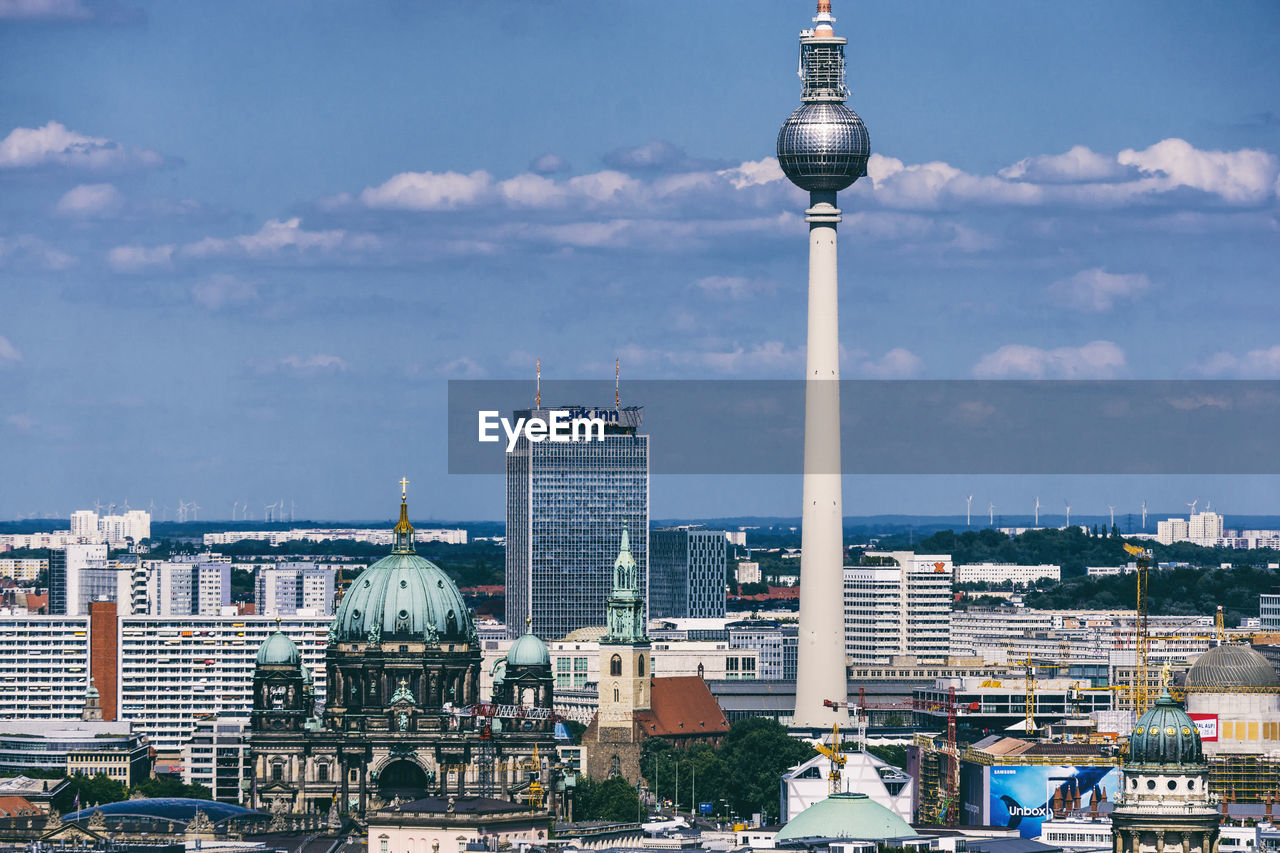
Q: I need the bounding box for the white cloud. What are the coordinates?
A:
[692,275,776,300]
[0,235,74,270]
[55,182,122,216]
[191,274,259,310]
[278,354,350,372]
[0,121,161,171]
[184,218,379,260]
[1199,345,1280,378]
[0,0,136,20]
[973,340,1126,379]
[436,357,486,379]
[718,157,785,189]
[529,153,568,174]
[4,413,36,430]
[854,348,924,378]
[1000,145,1129,183]
[1118,139,1279,204]
[1047,268,1151,312]
[0,335,22,363]
[107,243,173,272]
[359,170,493,210]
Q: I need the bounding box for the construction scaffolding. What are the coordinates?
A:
[1208,755,1280,803]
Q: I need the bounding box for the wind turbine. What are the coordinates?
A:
[146,499,156,517]
[1186,499,1198,517]
[1064,499,1071,528]
[1141,500,1147,530]
[988,502,995,526]
[264,503,274,523]
[92,500,104,514]
[1107,505,1116,530]
[290,500,295,523]
[232,501,239,521]
[966,495,973,527]
[121,498,130,512]
[1034,496,1041,527]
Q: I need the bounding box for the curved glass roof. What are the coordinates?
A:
[65,797,264,825]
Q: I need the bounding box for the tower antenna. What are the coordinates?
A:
[535,358,541,408]
[615,358,621,409]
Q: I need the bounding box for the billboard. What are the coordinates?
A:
[1189,713,1218,742]
[988,765,1120,838]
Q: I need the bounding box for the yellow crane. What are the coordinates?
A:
[525,743,545,809]
[1123,543,1153,713]
[813,722,847,794]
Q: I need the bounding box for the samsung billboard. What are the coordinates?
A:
[988,765,1120,838]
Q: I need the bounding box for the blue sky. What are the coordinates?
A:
[1,0,1278,522]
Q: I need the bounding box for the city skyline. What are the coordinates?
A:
[2,1,1278,518]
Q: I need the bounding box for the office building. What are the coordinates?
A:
[953,562,1060,586]
[138,561,231,616]
[736,560,762,585]
[1262,593,1280,631]
[843,551,953,665]
[504,404,648,640]
[118,615,330,750]
[182,713,251,804]
[0,716,151,785]
[728,620,798,681]
[254,562,335,616]
[649,528,727,619]
[48,543,108,615]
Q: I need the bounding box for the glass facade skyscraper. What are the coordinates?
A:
[504,406,649,640]
[650,528,727,620]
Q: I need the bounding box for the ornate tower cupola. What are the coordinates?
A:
[599,523,651,727]
[393,476,415,554]
[252,623,308,732]
[1111,674,1220,853]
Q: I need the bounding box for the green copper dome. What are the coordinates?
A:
[331,552,473,644]
[775,793,914,844]
[1127,690,1203,767]
[508,627,550,668]
[256,630,301,666]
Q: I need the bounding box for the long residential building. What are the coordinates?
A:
[0,615,92,718]
[843,551,953,665]
[118,615,329,751]
[953,562,1060,586]
[202,527,468,546]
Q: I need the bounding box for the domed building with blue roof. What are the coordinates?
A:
[1110,681,1220,853]
[249,485,555,818]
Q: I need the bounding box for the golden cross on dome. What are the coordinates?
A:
[399,477,409,500]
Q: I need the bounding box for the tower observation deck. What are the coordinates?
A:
[777,0,871,730]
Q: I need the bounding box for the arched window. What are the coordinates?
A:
[610,654,622,676]
[697,662,705,679]
[638,655,646,677]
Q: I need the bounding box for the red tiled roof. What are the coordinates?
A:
[0,796,38,817]
[636,676,729,738]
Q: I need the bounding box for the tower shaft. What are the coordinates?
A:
[794,191,849,728]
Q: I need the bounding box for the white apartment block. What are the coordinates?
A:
[953,562,1060,586]
[118,615,329,751]
[1157,511,1225,546]
[0,616,91,719]
[1086,563,1138,577]
[68,510,151,544]
[254,563,335,616]
[201,527,467,547]
[182,713,251,805]
[0,531,78,550]
[843,551,953,665]
[1189,511,1225,540]
[736,561,762,585]
[0,559,44,583]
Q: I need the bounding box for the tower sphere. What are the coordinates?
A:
[777,102,870,192]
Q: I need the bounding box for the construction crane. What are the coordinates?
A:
[941,686,959,826]
[525,743,546,809]
[1022,657,1037,734]
[1123,543,1154,713]
[823,696,869,748]
[1216,605,1226,646]
[812,721,847,794]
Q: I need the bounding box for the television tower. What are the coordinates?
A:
[778,0,870,728]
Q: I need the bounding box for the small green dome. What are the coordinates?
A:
[331,552,473,644]
[508,629,550,668]
[775,793,914,843]
[256,631,301,666]
[1128,691,1203,767]
[85,682,99,699]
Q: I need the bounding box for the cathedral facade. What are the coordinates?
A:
[248,492,556,815]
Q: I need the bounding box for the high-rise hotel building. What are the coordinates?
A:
[505,405,648,640]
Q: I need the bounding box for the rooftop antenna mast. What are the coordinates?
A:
[535,358,541,408]
[615,358,621,409]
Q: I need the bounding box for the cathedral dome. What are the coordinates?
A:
[329,491,473,645]
[1185,643,1279,692]
[1127,691,1203,767]
[508,626,550,668]
[256,630,300,666]
[775,793,913,844]
[331,552,473,644]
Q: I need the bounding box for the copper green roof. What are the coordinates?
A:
[507,627,550,667]
[1127,690,1203,767]
[775,793,914,843]
[256,631,300,666]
